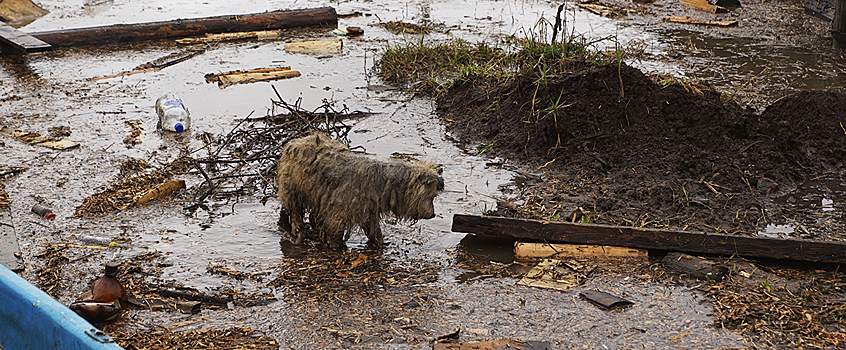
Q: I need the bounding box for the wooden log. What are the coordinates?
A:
[451,214,846,264]
[27,7,337,48]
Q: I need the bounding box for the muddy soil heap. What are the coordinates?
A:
[437,61,846,237]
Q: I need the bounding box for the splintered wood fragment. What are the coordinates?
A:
[135,48,205,70]
[175,30,281,44]
[434,339,551,350]
[661,252,728,281]
[451,214,846,264]
[204,67,301,87]
[516,259,594,292]
[666,16,737,26]
[284,38,342,54]
[134,180,186,205]
[514,242,647,262]
[0,21,51,53]
[0,126,79,150]
[680,0,727,13]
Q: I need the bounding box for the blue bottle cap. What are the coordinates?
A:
[174,123,184,133]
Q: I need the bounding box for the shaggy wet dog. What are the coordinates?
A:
[276,133,444,247]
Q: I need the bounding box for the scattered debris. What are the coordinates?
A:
[579,290,634,310]
[175,30,282,44]
[284,38,342,54]
[805,0,835,22]
[74,159,187,217]
[516,259,595,291]
[577,1,641,18]
[434,339,551,350]
[204,66,301,87]
[109,327,278,350]
[665,15,737,26]
[380,21,430,34]
[0,126,79,150]
[513,242,647,262]
[123,120,143,145]
[662,252,729,281]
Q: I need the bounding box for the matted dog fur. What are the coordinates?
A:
[276,133,444,247]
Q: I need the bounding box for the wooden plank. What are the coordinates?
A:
[0,0,48,27]
[0,211,23,272]
[835,0,846,49]
[666,16,737,27]
[514,242,647,262]
[0,21,51,53]
[27,7,337,48]
[451,214,846,264]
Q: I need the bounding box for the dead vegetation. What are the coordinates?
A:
[109,327,279,350]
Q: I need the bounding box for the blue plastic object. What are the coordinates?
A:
[0,264,125,350]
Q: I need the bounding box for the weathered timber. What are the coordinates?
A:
[451,214,846,264]
[0,21,50,53]
[27,7,337,48]
[662,252,728,281]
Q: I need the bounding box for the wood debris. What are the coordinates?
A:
[110,327,278,350]
[204,66,301,87]
[284,38,342,54]
[0,126,79,150]
[175,30,282,44]
[666,15,737,26]
[380,21,430,34]
[516,259,595,291]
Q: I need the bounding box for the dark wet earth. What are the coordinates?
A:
[1,0,844,349]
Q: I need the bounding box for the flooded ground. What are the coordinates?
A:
[1,0,844,349]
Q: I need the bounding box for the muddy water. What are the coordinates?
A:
[1,0,837,348]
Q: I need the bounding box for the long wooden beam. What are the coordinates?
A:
[0,22,51,53]
[27,7,337,48]
[451,214,846,264]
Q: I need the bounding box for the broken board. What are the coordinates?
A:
[0,126,79,150]
[175,30,282,44]
[516,259,595,292]
[134,179,185,205]
[0,21,50,53]
[666,16,737,26]
[284,38,342,54]
[514,242,647,262]
[204,67,301,87]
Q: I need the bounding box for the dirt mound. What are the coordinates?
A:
[437,62,846,236]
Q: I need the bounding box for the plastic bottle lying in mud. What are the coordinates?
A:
[155,93,191,133]
[31,204,56,220]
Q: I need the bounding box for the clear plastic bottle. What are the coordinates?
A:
[155,93,191,133]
